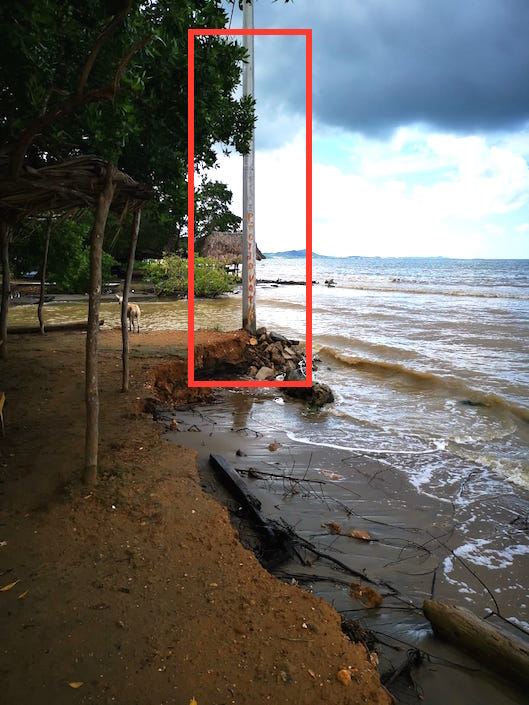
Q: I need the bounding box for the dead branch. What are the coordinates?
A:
[381,647,424,698]
[238,466,327,485]
[427,533,500,613]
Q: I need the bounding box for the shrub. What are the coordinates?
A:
[142,254,235,298]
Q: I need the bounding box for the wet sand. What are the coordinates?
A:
[163,391,529,705]
[2,320,528,704]
[0,328,392,705]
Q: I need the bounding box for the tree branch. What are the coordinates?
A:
[9,27,152,180]
[76,1,132,96]
[112,34,153,93]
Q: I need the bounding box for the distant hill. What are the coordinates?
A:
[263,249,332,259]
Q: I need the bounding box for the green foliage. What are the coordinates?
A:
[143,254,235,298]
[12,217,115,293]
[194,257,237,297]
[194,180,241,241]
[143,255,188,296]
[1,1,255,256]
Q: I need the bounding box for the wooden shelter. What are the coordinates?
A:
[0,155,153,483]
[0,154,152,218]
[199,230,265,265]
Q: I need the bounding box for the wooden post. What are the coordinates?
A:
[84,164,115,485]
[423,599,529,687]
[121,208,141,392]
[38,216,52,334]
[0,221,11,360]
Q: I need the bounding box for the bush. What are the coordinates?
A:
[142,254,236,298]
[12,217,116,293]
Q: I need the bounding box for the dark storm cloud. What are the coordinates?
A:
[228,0,529,135]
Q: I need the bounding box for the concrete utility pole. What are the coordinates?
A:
[242,0,256,334]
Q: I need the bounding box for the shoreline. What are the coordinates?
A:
[2,327,528,704]
[0,328,392,705]
[164,390,529,705]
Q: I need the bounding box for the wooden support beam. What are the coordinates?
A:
[0,391,5,436]
[84,163,115,485]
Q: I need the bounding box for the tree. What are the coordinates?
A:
[194,180,242,241]
[0,0,255,226]
[143,254,236,298]
[0,1,255,480]
[1,0,255,355]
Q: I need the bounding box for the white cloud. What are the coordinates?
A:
[206,133,307,253]
[207,126,529,258]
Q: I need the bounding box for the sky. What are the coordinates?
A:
[205,0,529,258]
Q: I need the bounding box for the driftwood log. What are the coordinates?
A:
[7,320,104,334]
[210,454,289,556]
[423,599,529,687]
[209,454,396,597]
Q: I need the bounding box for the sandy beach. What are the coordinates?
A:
[164,393,529,705]
[1,326,528,704]
[0,328,391,705]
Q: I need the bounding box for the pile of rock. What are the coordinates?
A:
[245,327,305,381]
[242,327,334,408]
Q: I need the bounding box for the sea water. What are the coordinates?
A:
[164,257,529,703]
[253,256,529,491]
[10,256,529,491]
[12,257,528,701]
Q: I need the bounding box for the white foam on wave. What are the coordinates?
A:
[453,537,529,570]
[507,615,529,632]
[442,557,479,594]
[285,431,439,456]
[452,447,529,491]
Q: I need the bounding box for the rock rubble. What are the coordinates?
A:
[245,328,334,408]
[245,327,305,380]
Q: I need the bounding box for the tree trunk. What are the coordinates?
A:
[0,221,11,360]
[423,599,529,687]
[84,164,115,485]
[38,217,52,334]
[121,208,141,392]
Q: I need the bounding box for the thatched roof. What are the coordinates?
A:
[0,155,153,221]
[199,231,265,265]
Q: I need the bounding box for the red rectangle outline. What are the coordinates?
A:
[188,27,312,388]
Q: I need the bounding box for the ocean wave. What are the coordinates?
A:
[336,283,529,300]
[451,448,529,490]
[317,346,529,424]
[286,431,438,455]
[316,334,417,362]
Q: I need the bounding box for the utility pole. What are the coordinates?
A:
[242,0,256,334]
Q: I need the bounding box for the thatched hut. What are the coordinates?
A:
[0,154,152,219]
[198,231,265,265]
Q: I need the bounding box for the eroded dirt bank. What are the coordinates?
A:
[0,328,391,705]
